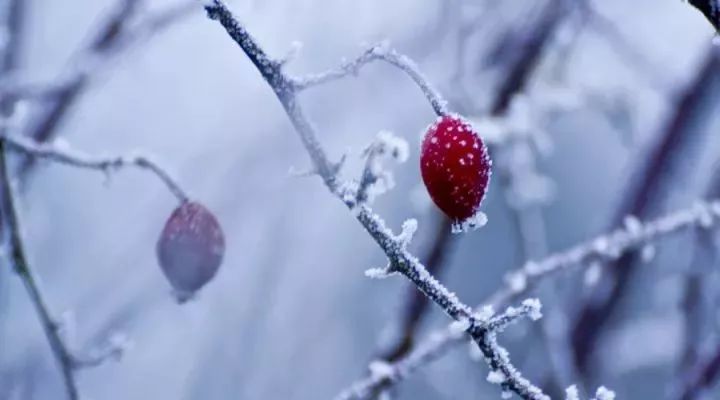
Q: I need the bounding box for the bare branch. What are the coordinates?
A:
[0,143,80,399]
[290,42,448,116]
[570,45,720,377]
[0,131,189,203]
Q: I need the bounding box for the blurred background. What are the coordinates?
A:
[0,0,719,399]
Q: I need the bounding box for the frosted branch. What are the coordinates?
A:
[202,3,547,399]
[338,199,720,397]
[0,133,189,203]
[471,299,547,400]
[353,131,409,207]
[335,299,546,400]
[290,42,448,116]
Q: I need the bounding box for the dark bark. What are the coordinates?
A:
[689,0,719,31]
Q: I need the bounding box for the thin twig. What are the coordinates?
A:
[201,2,549,399]
[576,1,670,92]
[15,0,197,177]
[570,45,720,377]
[290,42,448,116]
[0,132,189,203]
[674,344,720,400]
[336,199,720,397]
[0,146,79,399]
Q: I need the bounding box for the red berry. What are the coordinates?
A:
[156,201,225,302]
[420,115,491,227]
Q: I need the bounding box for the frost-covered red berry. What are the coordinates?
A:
[156,201,225,302]
[420,115,491,232]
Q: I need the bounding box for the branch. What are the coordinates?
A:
[353,131,409,207]
[576,1,670,92]
[335,199,720,397]
[0,142,80,399]
[570,44,720,377]
[674,343,720,400]
[13,0,197,177]
[688,0,720,31]
[0,1,198,101]
[201,2,549,399]
[0,131,189,203]
[290,42,448,116]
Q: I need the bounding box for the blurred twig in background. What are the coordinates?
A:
[0,2,197,398]
[570,45,720,380]
[13,0,198,178]
[336,198,720,398]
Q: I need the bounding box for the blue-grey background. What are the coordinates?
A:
[1,0,719,399]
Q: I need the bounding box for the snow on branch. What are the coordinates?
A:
[473,299,547,400]
[0,132,189,203]
[335,298,547,400]
[290,41,449,116]
[337,199,720,397]
[201,2,550,399]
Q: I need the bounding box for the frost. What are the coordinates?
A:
[474,305,495,322]
[522,298,543,321]
[396,218,417,248]
[565,385,579,400]
[623,215,643,236]
[505,271,528,292]
[365,265,393,279]
[375,130,409,163]
[584,262,602,287]
[368,360,395,380]
[593,387,616,400]
[449,318,471,337]
[487,370,506,384]
[451,211,488,234]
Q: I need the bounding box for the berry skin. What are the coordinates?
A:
[156,201,225,302]
[420,115,491,227]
